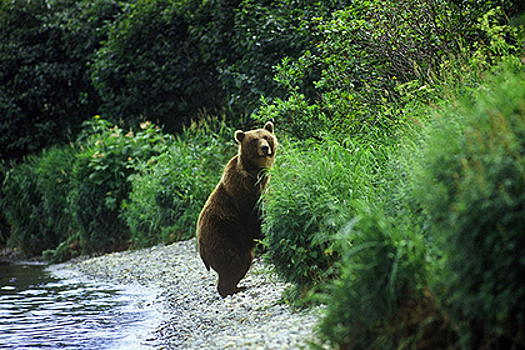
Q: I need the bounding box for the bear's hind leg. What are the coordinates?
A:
[217,277,246,297]
[216,253,251,297]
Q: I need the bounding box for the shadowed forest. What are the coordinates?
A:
[1,0,525,348]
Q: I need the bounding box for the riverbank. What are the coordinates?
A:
[0,246,42,264]
[59,238,324,349]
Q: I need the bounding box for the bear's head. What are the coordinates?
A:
[235,121,277,170]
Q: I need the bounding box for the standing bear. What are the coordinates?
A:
[197,122,277,297]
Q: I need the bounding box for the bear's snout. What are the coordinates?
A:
[260,144,271,156]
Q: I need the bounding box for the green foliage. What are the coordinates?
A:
[0,162,8,246]
[2,163,41,255]
[91,0,223,132]
[0,0,121,161]
[123,118,235,247]
[0,115,238,259]
[257,56,327,140]
[2,0,522,164]
[1,145,76,256]
[255,0,472,140]
[262,136,389,291]
[412,63,525,348]
[398,6,524,115]
[318,209,430,349]
[259,5,525,348]
[255,0,525,141]
[70,116,173,254]
[450,0,525,27]
[223,0,343,115]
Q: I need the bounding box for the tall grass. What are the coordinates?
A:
[0,116,236,260]
[1,145,76,256]
[122,118,236,247]
[411,63,525,348]
[262,133,393,299]
[313,58,525,349]
[317,207,432,349]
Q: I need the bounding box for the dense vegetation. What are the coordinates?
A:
[1,0,524,348]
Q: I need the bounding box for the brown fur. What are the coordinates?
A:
[196,122,277,297]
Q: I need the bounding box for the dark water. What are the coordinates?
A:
[0,262,158,350]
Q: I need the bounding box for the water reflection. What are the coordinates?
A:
[0,262,157,349]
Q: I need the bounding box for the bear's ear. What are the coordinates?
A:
[234,130,245,143]
[264,121,274,133]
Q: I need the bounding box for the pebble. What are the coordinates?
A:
[60,238,325,349]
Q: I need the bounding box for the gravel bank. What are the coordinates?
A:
[60,238,324,349]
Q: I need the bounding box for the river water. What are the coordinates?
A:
[0,262,159,349]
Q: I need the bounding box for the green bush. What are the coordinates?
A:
[91,0,348,127]
[123,118,236,247]
[0,116,237,258]
[2,0,521,165]
[0,162,9,246]
[315,20,524,349]
[314,133,454,348]
[318,209,433,349]
[91,0,223,132]
[70,116,173,254]
[2,163,42,256]
[1,145,76,256]
[412,63,525,348]
[450,0,525,31]
[255,0,471,140]
[223,0,344,115]
[0,0,121,161]
[262,137,389,294]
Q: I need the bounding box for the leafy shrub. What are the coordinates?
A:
[314,132,455,348]
[315,21,525,349]
[0,162,10,246]
[70,116,173,254]
[123,118,236,247]
[318,209,435,349]
[262,136,389,293]
[1,116,236,258]
[2,163,42,256]
[412,63,525,348]
[91,0,223,132]
[254,0,487,140]
[1,146,76,256]
[223,0,344,115]
[91,0,349,128]
[0,0,121,161]
[450,0,525,31]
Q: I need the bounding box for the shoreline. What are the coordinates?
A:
[58,238,324,349]
[0,246,44,265]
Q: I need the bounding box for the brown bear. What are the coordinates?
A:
[196,121,277,297]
